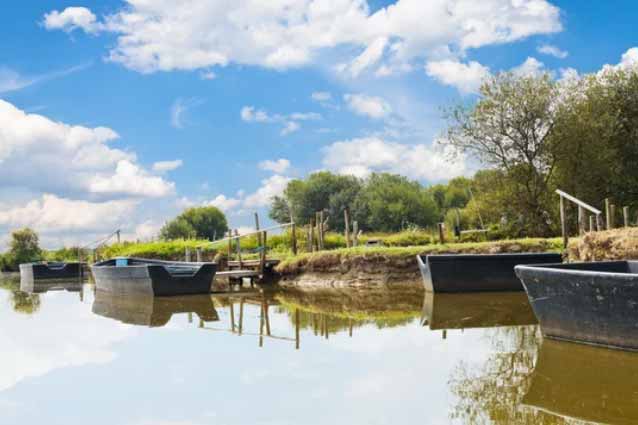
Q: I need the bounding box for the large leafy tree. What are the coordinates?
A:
[160,206,227,240]
[9,228,42,265]
[353,173,439,232]
[444,73,560,236]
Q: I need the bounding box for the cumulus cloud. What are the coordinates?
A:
[511,57,546,77]
[259,159,291,174]
[0,194,135,233]
[425,60,490,94]
[344,94,392,119]
[43,1,562,75]
[599,47,638,75]
[152,160,183,173]
[0,99,174,199]
[322,137,466,181]
[42,7,100,33]
[207,194,242,212]
[243,175,291,208]
[240,106,320,135]
[537,44,568,59]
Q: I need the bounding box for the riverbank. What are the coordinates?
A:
[275,238,563,288]
[568,228,638,261]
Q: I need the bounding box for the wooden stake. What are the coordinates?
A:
[352,221,359,247]
[610,204,616,229]
[624,206,630,227]
[560,195,567,249]
[259,230,267,277]
[596,214,603,232]
[605,198,611,230]
[291,222,297,255]
[196,248,202,262]
[344,208,351,248]
[319,211,325,250]
[578,205,585,236]
[589,215,595,233]
[438,223,445,244]
[234,229,242,267]
[309,220,316,252]
[295,309,300,350]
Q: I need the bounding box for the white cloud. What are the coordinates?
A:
[243,175,291,208]
[425,59,491,94]
[0,99,174,199]
[88,160,175,198]
[199,70,216,80]
[44,1,562,75]
[42,7,100,33]
[207,195,242,212]
[240,106,320,135]
[511,56,546,77]
[344,94,392,119]
[152,160,183,173]
[599,47,638,75]
[322,137,466,181]
[259,158,291,174]
[537,44,568,59]
[0,194,135,233]
[170,98,203,129]
[311,92,332,102]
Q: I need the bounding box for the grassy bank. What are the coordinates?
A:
[275,237,563,275]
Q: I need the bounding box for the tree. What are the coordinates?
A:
[160,207,227,240]
[9,228,42,265]
[269,172,362,232]
[353,173,439,232]
[444,73,560,236]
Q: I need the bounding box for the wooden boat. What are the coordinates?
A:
[515,261,638,350]
[92,290,219,327]
[91,257,216,296]
[421,291,537,329]
[523,339,638,424]
[19,261,84,282]
[417,253,562,293]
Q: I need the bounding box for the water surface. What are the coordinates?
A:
[1,276,637,425]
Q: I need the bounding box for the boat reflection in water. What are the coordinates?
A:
[92,290,220,327]
[523,339,638,425]
[20,277,84,294]
[421,290,538,330]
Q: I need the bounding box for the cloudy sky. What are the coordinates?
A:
[1,1,637,248]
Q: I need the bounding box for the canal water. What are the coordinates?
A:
[1,275,638,425]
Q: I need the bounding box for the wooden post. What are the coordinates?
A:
[263,300,271,336]
[229,302,235,332]
[255,212,262,255]
[309,221,316,252]
[605,198,611,230]
[290,222,297,255]
[624,206,630,227]
[596,214,603,232]
[227,231,233,262]
[352,221,359,247]
[344,208,351,248]
[437,223,445,244]
[578,205,585,236]
[234,229,243,267]
[259,230,267,277]
[610,204,616,229]
[238,298,244,335]
[589,215,595,233]
[196,248,202,262]
[185,247,191,262]
[319,211,325,250]
[560,195,567,249]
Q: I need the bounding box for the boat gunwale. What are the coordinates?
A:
[515,260,637,279]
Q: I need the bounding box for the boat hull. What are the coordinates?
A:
[417,253,562,293]
[516,261,638,350]
[19,262,85,291]
[91,258,217,296]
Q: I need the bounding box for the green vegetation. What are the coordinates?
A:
[160,206,228,240]
[0,228,43,271]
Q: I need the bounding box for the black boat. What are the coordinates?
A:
[515,261,638,350]
[523,339,638,424]
[20,261,84,282]
[421,291,537,329]
[92,290,219,327]
[417,253,562,293]
[91,257,217,296]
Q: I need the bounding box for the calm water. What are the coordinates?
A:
[2,275,638,425]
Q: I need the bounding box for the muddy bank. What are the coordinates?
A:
[569,228,638,261]
[276,238,562,288]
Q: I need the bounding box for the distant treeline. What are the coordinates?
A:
[271,67,638,238]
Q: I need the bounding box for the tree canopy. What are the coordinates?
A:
[9,228,42,265]
[160,206,228,240]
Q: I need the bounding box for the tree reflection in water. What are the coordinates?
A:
[0,277,41,315]
[449,325,584,425]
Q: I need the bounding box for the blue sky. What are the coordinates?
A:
[1,0,637,248]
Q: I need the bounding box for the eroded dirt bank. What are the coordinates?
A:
[569,228,638,261]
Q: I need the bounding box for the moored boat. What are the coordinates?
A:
[91,257,217,296]
[417,253,562,293]
[19,261,85,285]
[515,261,638,350]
